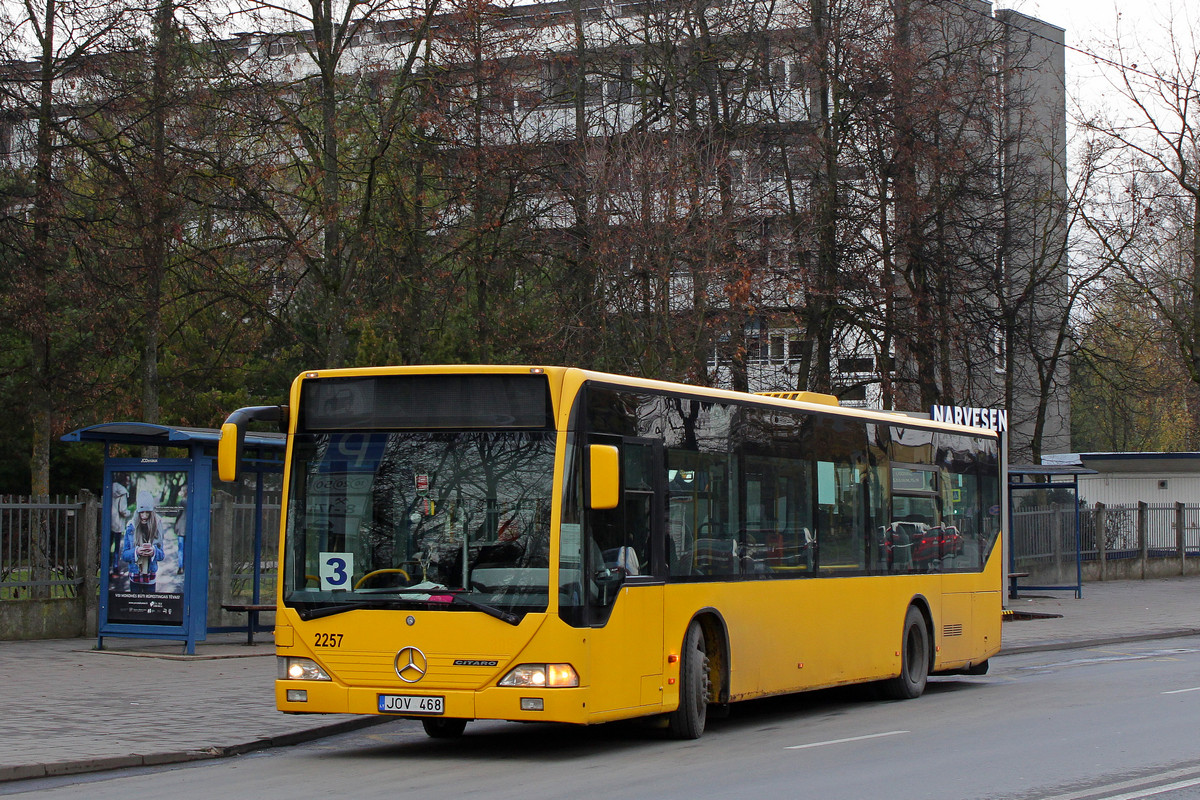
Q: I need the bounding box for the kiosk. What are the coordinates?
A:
[62,423,284,654]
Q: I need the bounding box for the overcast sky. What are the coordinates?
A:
[992,0,1194,117]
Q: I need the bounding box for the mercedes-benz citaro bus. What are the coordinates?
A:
[218,365,1002,740]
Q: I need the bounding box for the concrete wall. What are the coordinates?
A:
[0,597,88,640]
[1083,557,1200,582]
[1025,555,1200,586]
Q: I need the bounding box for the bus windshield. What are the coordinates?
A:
[283,430,555,620]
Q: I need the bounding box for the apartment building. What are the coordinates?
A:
[0,0,1069,460]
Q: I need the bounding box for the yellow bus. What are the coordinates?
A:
[219,365,1002,739]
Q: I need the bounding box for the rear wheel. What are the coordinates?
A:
[882,606,930,700]
[668,620,710,739]
[422,717,468,739]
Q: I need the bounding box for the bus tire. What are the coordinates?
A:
[668,621,709,739]
[422,717,468,738]
[883,606,930,700]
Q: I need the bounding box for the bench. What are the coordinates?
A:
[1008,572,1030,599]
[221,603,276,644]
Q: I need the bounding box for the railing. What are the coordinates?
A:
[0,496,88,600]
[228,495,281,602]
[2,488,285,640]
[1013,501,1200,582]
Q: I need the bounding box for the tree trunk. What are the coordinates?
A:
[29,0,58,495]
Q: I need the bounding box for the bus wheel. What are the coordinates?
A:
[668,620,710,739]
[422,717,468,739]
[883,606,929,700]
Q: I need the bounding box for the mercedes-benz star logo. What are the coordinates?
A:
[394,646,428,683]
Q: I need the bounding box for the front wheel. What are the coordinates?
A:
[882,606,930,700]
[668,620,710,739]
[422,717,468,739]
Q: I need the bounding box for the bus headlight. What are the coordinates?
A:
[498,663,579,688]
[279,656,331,681]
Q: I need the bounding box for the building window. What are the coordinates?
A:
[788,336,806,363]
[839,384,867,403]
[993,329,1007,374]
[838,356,874,374]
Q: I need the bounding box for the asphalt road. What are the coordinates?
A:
[10,636,1200,800]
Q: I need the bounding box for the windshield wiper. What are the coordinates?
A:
[438,590,521,626]
[296,602,359,620]
[295,591,521,625]
[368,584,522,625]
[295,599,415,620]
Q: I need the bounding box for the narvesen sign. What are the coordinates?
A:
[931,405,1008,433]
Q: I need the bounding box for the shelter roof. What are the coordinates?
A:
[1042,452,1200,475]
[62,422,284,449]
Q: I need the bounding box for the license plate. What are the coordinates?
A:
[378,694,445,715]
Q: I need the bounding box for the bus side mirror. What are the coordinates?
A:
[218,405,286,483]
[587,444,620,510]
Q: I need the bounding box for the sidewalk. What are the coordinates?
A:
[2,577,1198,783]
[1000,575,1200,653]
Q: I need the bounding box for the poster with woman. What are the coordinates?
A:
[106,471,188,625]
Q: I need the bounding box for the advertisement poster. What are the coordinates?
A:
[107,471,188,625]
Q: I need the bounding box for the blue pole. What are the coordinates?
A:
[253,465,264,605]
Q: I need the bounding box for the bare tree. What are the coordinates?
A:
[1080,12,1200,397]
[0,0,133,492]
[227,0,442,368]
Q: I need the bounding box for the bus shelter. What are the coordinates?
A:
[1008,464,1095,600]
[62,423,284,654]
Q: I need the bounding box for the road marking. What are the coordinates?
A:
[785,730,909,750]
[1095,775,1200,800]
[1021,648,1200,671]
[1038,768,1200,800]
[1161,686,1200,695]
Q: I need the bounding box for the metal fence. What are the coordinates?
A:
[6,491,1193,604]
[0,493,281,605]
[0,495,89,599]
[228,493,281,603]
[1013,501,1200,581]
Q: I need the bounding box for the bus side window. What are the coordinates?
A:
[622,443,656,575]
[667,457,697,576]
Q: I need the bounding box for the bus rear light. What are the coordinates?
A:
[279,656,331,681]
[499,663,579,688]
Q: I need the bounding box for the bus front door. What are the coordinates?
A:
[585,440,666,718]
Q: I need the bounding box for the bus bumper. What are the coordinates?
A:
[276,680,590,724]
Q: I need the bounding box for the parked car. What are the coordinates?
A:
[881,522,963,571]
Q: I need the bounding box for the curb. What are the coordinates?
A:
[999,627,1200,656]
[0,716,391,784]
